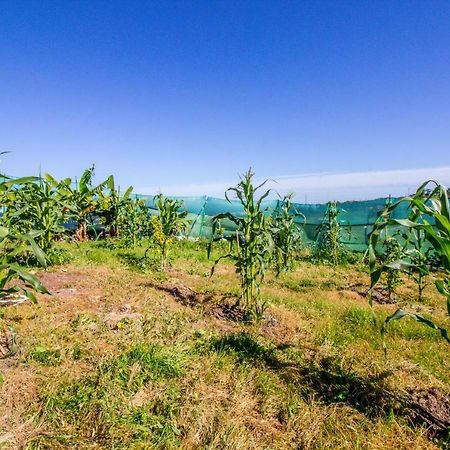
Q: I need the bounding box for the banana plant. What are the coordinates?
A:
[368,181,450,346]
[208,169,273,320]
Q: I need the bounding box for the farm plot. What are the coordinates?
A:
[0,241,449,449]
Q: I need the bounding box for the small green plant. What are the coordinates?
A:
[208,169,273,320]
[27,346,62,366]
[380,233,403,301]
[368,181,450,347]
[270,193,304,275]
[311,201,349,265]
[150,194,188,271]
[0,226,48,302]
[403,228,431,302]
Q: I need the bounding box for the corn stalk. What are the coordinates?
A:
[150,194,187,271]
[97,175,134,238]
[312,201,349,265]
[270,193,304,276]
[368,181,450,347]
[0,166,49,359]
[0,174,69,264]
[208,169,273,320]
[58,167,105,241]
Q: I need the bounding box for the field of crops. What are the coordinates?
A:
[0,168,449,449]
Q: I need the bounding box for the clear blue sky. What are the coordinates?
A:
[1,1,449,201]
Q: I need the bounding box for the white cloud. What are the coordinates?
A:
[136,166,450,203]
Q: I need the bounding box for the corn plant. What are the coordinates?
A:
[380,233,404,301]
[96,175,133,238]
[58,167,104,241]
[150,194,187,271]
[0,226,48,302]
[368,181,450,346]
[208,169,273,320]
[0,174,69,264]
[0,171,49,358]
[116,197,151,247]
[0,225,49,359]
[0,170,48,299]
[312,201,349,265]
[270,193,304,276]
[402,228,431,302]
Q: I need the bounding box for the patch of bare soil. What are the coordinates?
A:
[344,282,399,305]
[156,283,199,306]
[358,288,397,304]
[151,280,302,343]
[0,326,16,359]
[150,281,250,321]
[260,306,304,343]
[104,304,142,330]
[210,300,249,322]
[408,387,450,439]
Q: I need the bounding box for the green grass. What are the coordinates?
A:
[0,240,448,449]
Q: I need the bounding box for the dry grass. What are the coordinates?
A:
[0,242,448,449]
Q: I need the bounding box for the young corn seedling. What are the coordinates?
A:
[368,181,450,348]
[208,169,273,321]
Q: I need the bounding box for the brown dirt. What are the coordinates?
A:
[359,288,397,305]
[344,282,399,305]
[409,387,450,438]
[153,282,199,306]
[0,326,16,359]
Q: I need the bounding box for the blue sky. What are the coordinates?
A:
[1,1,449,202]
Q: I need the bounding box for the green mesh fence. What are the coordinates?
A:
[140,195,410,252]
[0,173,413,252]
